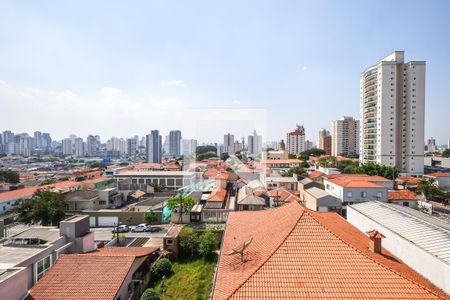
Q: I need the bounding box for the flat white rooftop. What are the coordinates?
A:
[114,171,195,177]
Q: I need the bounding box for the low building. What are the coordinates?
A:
[0,215,95,299]
[267,188,300,203]
[324,175,391,207]
[302,186,341,212]
[388,190,419,208]
[163,224,183,259]
[212,201,447,299]
[263,175,298,191]
[425,172,450,189]
[262,150,288,160]
[347,201,450,295]
[27,247,159,300]
[236,187,265,211]
[114,171,196,191]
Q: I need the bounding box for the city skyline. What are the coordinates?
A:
[1,1,450,143]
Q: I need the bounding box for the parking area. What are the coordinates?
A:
[91,224,171,242]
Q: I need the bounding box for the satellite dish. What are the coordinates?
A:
[225,237,253,262]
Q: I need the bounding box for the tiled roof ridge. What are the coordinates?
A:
[226,205,305,300]
[306,210,447,299]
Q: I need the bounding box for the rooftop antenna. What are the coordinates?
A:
[225,237,253,262]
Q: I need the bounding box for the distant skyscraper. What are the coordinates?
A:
[223,133,235,155]
[169,130,182,157]
[426,137,437,152]
[62,138,72,156]
[126,138,137,156]
[360,51,425,174]
[181,139,197,157]
[247,130,262,155]
[2,130,14,145]
[146,130,162,163]
[42,133,52,153]
[287,125,306,155]
[74,138,85,157]
[331,117,359,157]
[318,128,332,155]
[86,135,97,156]
[278,139,286,151]
[33,131,42,150]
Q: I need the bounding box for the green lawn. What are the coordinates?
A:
[153,258,217,300]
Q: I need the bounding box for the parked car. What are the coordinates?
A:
[146,226,162,233]
[112,225,130,233]
[131,224,150,232]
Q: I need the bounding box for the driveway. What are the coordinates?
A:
[92,224,170,242]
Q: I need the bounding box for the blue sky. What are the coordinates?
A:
[0,0,449,144]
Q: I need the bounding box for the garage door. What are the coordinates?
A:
[98,216,118,227]
[89,217,96,227]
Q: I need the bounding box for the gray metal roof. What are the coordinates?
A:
[349,201,450,265]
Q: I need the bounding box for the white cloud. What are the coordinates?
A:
[301,66,308,71]
[0,81,186,139]
[159,80,187,88]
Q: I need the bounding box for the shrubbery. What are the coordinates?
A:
[179,227,217,258]
[140,288,160,300]
[151,258,172,279]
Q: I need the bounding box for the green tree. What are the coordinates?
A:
[443,149,450,158]
[196,145,217,154]
[0,169,20,184]
[167,194,196,223]
[284,167,306,177]
[87,161,103,169]
[199,230,216,258]
[150,183,166,192]
[301,148,326,157]
[299,161,310,168]
[151,258,172,279]
[144,211,158,224]
[178,226,200,257]
[140,288,160,300]
[16,190,66,226]
[197,151,218,161]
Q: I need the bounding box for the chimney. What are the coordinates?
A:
[366,230,385,254]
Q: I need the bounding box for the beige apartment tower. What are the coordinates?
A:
[359,51,425,175]
[331,117,359,157]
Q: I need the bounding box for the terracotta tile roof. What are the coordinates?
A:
[213,201,448,300]
[28,247,157,300]
[426,172,450,177]
[215,172,230,180]
[308,170,325,179]
[260,159,302,165]
[396,175,421,185]
[204,167,221,178]
[327,178,386,188]
[268,188,300,202]
[388,190,419,201]
[208,187,227,202]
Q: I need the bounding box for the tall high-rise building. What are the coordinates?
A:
[42,133,52,153]
[286,125,306,155]
[181,139,197,157]
[318,128,332,155]
[426,137,437,152]
[2,131,14,145]
[247,130,262,155]
[62,138,72,156]
[33,131,42,150]
[331,117,360,157]
[278,139,286,151]
[126,138,137,156]
[169,130,182,157]
[146,130,162,163]
[86,135,97,156]
[223,133,235,155]
[74,138,85,157]
[359,51,425,174]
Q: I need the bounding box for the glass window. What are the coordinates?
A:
[377,192,383,198]
[346,191,353,198]
[361,191,367,198]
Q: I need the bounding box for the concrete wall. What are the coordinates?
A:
[0,268,28,300]
[77,210,162,226]
[347,206,450,294]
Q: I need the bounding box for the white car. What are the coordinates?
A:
[131,224,149,232]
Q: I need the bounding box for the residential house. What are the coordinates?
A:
[27,247,159,300]
[425,172,450,189]
[211,201,448,300]
[302,187,341,212]
[388,190,419,208]
[236,187,265,211]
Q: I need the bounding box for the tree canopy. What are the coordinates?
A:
[16,190,66,226]
[196,151,218,161]
[167,194,196,223]
[196,145,217,154]
[443,149,450,158]
[418,178,449,204]
[0,169,20,184]
[283,166,306,177]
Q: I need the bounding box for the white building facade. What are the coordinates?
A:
[359,51,425,175]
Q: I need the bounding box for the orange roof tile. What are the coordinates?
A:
[215,172,230,180]
[397,175,421,185]
[308,170,325,179]
[388,190,419,201]
[426,172,450,177]
[327,178,386,188]
[268,188,300,202]
[208,187,227,202]
[28,247,157,300]
[213,202,448,300]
